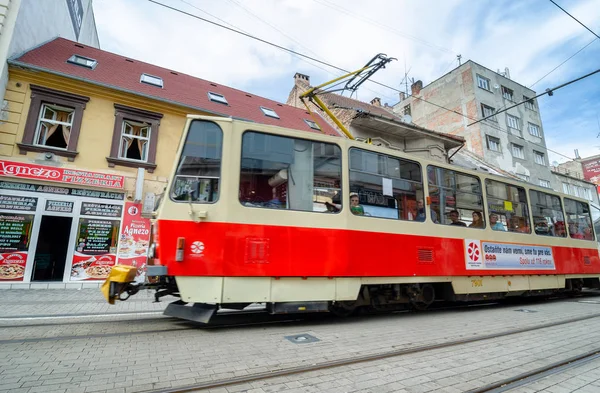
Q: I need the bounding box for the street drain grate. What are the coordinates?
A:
[515,309,538,313]
[285,334,320,344]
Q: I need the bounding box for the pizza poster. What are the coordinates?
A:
[70,218,120,281]
[116,202,150,283]
[0,214,34,281]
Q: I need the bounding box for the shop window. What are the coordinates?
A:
[107,104,163,172]
[239,131,342,213]
[171,120,223,203]
[529,190,566,237]
[486,179,531,233]
[564,198,594,241]
[18,85,89,161]
[0,214,34,281]
[349,148,423,220]
[427,166,484,228]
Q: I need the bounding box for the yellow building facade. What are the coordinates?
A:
[0,38,337,288]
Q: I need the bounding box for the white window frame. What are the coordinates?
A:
[507,114,521,136]
[140,73,163,88]
[528,123,541,137]
[563,183,571,194]
[34,104,75,149]
[67,55,98,69]
[476,75,490,91]
[585,188,593,201]
[481,104,496,121]
[539,179,550,188]
[534,151,545,165]
[524,96,536,111]
[486,135,501,152]
[260,106,280,119]
[304,119,320,130]
[516,173,530,182]
[208,92,228,105]
[501,86,514,101]
[511,143,525,159]
[118,119,151,162]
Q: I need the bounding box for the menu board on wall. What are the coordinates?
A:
[80,202,122,217]
[117,202,150,283]
[0,195,37,211]
[70,218,120,281]
[0,214,34,281]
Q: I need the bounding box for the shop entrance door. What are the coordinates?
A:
[31,216,73,281]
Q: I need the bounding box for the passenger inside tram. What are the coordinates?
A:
[469,211,484,228]
[448,210,467,226]
[489,213,506,231]
[534,217,551,235]
[415,199,438,223]
[349,192,364,216]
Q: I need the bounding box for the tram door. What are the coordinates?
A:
[31,216,72,281]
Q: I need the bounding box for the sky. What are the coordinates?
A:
[92,0,600,165]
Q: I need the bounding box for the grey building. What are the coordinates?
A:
[0,0,99,116]
[393,60,553,188]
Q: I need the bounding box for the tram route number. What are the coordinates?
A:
[471,279,483,287]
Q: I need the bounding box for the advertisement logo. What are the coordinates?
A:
[127,205,139,216]
[467,241,480,262]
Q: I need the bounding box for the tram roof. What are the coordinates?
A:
[10,37,341,137]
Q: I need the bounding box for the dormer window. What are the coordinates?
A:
[304,119,320,130]
[67,55,97,69]
[260,106,279,119]
[208,92,228,105]
[140,73,163,88]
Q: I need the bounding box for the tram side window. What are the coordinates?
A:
[239,131,342,213]
[529,190,566,237]
[427,166,484,228]
[348,148,423,220]
[564,198,594,241]
[170,120,223,203]
[485,180,531,233]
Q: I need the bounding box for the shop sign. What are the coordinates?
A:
[45,200,74,213]
[0,214,34,281]
[80,202,123,217]
[117,202,150,283]
[0,159,124,189]
[71,218,119,281]
[0,180,125,200]
[0,195,37,211]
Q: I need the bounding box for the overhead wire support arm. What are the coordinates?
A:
[300,53,396,140]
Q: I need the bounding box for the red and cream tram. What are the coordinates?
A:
[103,115,600,322]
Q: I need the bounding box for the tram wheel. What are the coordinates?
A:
[329,301,358,317]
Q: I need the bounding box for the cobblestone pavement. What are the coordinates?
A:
[1,289,600,393]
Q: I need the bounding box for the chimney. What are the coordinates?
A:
[504,67,510,79]
[411,80,423,96]
[399,92,406,101]
[370,97,381,107]
[575,149,581,159]
[294,72,310,85]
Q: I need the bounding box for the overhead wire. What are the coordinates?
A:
[549,0,600,40]
[146,0,579,161]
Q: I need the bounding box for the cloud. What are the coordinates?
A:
[93,0,600,162]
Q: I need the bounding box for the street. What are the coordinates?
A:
[2,290,600,393]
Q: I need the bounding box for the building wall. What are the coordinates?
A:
[9,0,99,59]
[1,67,211,198]
[551,171,599,206]
[393,61,553,187]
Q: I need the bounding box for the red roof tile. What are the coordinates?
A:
[11,38,340,137]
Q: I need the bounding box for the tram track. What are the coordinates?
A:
[128,312,600,393]
[468,348,600,392]
[2,292,599,343]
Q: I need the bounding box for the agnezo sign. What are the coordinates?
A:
[0,160,124,190]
